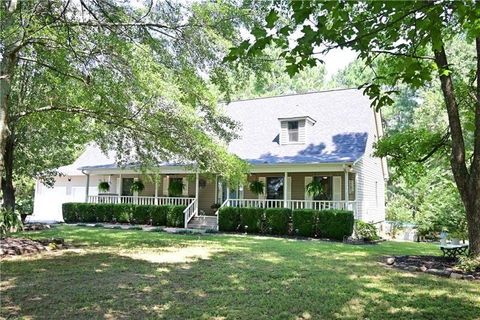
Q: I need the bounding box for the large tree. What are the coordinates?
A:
[227,1,480,255]
[1,0,255,212]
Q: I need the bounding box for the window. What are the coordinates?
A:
[313,176,332,200]
[288,121,299,142]
[121,178,134,196]
[267,177,284,199]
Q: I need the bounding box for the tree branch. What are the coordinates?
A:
[17,56,86,83]
[370,50,434,61]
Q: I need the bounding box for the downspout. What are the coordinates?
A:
[82,170,90,203]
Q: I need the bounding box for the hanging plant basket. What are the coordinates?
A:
[130,180,145,193]
[249,180,265,195]
[98,181,110,193]
[306,179,324,198]
[168,179,184,197]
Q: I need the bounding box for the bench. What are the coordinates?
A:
[439,244,469,259]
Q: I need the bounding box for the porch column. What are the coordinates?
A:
[344,170,349,207]
[195,172,199,200]
[85,173,90,202]
[195,172,199,216]
[284,172,288,208]
[154,174,159,205]
[133,177,139,204]
[117,174,122,203]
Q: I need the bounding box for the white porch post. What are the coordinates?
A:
[214,175,218,204]
[85,173,90,202]
[284,172,288,208]
[154,174,159,205]
[133,177,139,204]
[195,172,200,199]
[344,170,349,209]
[195,172,199,216]
[117,174,122,203]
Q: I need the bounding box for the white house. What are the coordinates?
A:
[31,88,388,228]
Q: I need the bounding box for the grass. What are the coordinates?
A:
[1,226,479,320]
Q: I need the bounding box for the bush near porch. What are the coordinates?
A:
[218,206,354,240]
[62,203,186,227]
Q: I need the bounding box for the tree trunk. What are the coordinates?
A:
[433,43,480,256]
[1,133,15,212]
[0,55,15,178]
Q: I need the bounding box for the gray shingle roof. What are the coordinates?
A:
[224,88,373,164]
[76,88,374,171]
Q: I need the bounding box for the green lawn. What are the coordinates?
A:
[1,226,479,320]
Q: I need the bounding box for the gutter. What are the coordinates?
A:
[81,170,90,202]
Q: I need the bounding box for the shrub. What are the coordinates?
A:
[151,206,169,226]
[167,205,186,227]
[265,208,291,235]
[62,203,78,223]
[292,209,316,237]
[354,220,379,241]
[94,204,114,222]
[112,204,132,223]
[239,207,263,233]
[318,210,355,240]
[218,207,240,232]
[76,203,96,223]
[131,205,153,224]
[457,255,480,273]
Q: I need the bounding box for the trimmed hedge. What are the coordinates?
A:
[218,206,354,240]
[240,208,264,233]
[62,203,186,227]
[167,205,185,228]
[265,208,291,235]
[292,209,316,237]
[317,209,354,240]
[151,206,169,226]
[218,207,240,232]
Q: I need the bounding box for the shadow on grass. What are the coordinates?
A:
[2,227,479,319]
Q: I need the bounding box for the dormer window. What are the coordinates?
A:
[288,121,299,142]
[278,116,316,145]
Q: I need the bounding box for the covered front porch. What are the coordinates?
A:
[83,163,358,228]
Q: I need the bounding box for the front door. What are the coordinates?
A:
[121,178,134,196]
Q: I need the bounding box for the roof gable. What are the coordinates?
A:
[223,88,374,164]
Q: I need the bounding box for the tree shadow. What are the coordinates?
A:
[1,235,479,319]
[249,132,368,164]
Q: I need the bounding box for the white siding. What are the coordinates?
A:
[298,119,306,143]
[353,120,386,223]
[280,121,288,144]
[279,119,307,144]
[31,174,101,223]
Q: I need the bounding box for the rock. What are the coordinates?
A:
[463,275,475,281]
[406,266,419,272]
[420,265,428,272]
[386,257,395,265]
[450,272,463,279]
[426,268,450,277]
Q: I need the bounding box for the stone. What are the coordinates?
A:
[420,265,428,272]
[450,272,463,279]
[406,266,419,272]
[426,268,450,277]
[463,275,475,281]
[386,257,395,265]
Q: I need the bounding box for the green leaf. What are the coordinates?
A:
[265,10,279,29]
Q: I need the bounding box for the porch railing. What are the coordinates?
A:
[87,195,195,207]
[216,199,357,218]
[183,198,198,228]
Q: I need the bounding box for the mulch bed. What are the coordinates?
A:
[0,237,69,258]
[22,223,52,231]
[383,255,480,281]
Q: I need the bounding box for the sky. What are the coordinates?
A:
[322,48,357,79]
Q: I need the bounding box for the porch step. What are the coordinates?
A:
[187,215,217,230]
